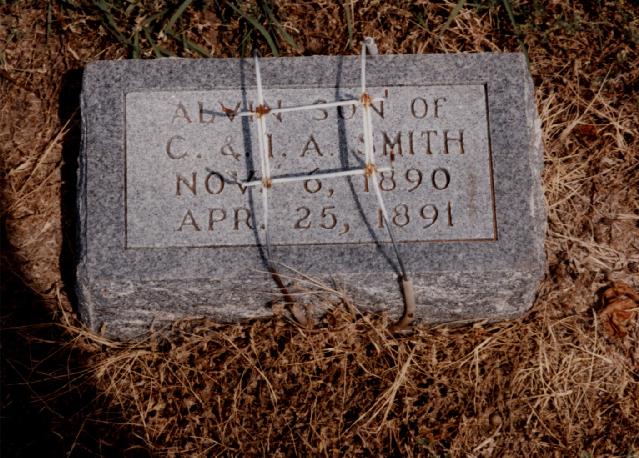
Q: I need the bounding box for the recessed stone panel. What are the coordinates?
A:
[125,85,495,248]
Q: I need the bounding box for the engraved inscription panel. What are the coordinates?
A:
[125,85,495,248]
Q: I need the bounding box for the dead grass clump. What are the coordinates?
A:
[2,0,639,455]
[89,302,638,456]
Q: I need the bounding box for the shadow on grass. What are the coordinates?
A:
[0,69,149,457]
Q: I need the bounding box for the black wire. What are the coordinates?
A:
[381,213,408,280]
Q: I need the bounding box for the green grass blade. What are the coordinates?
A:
[161,29,210,57]
[501,0,529,65]
[227,1,279,56]
[143,26,173,58]
[132,30,140,58]
[165,0,194,33]
[46,0,52,42]
[92,0,131,47]
[239,29,254,57]
[413,12,429,33]
[143,11,165,28]
[438,0,466,36]
[182,36,211,57]
[262,2,299,50]
[143,26,161,58]
[501,0,517,32]
[343,0,354,50]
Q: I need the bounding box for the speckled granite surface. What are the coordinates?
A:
[78,53,545,338]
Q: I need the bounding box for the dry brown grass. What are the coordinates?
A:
[1,0,638,456]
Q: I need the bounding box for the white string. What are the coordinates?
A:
[247,42,403,274]
[241,167,392,188]
[359,50,389,223]
[358,42,407,279]
[253,53,272,255]
[255,51,264,106]
[236,97,385,118]
[363,36,379,55]
[244,41,412,328]
[361,42,367,93]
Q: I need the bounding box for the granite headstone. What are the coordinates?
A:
[78,53,545,337]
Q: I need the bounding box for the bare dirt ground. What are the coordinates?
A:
[1,1,638,456]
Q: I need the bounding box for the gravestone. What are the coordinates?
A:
[78,53,545,337]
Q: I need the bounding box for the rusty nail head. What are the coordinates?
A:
[255,104,271,117]
[364,163,376,176]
